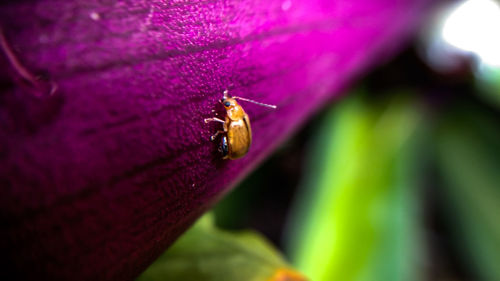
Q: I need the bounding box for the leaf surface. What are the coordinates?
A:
[0,1,433,279]
[137,214,307,281]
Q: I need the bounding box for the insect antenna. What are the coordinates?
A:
[232,96,277,109]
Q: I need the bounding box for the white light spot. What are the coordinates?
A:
[89,11,100,21]
[281,0,292,11]
[442,0,500,66]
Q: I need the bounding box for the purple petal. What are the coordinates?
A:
[0,0,432,280]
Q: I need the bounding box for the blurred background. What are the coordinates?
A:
[140,0,500,280]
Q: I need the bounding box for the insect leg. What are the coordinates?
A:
[204,117,225,124]
[210,130,225,141]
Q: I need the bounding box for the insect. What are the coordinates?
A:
[204,90,276,160]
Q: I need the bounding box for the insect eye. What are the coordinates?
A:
[224,101,231,107]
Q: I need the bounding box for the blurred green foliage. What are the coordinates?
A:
[285,91,426,281]
[436,104,500,280]
[477,65,500,109]
[136,213,306,281]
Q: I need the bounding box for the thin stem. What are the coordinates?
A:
[0,27,57,96]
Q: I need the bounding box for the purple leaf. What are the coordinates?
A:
[0,0,433,280]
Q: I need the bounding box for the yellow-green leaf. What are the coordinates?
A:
[286,90,425,281]
[137,214,307,281]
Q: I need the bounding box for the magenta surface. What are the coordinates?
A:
[0,0,431,280]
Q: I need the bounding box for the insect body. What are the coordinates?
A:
[205,90,276,160]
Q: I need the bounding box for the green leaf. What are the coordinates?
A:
[137,213,307,281]
[286,90,426,281]
[476,65,500,108]
[436,105,500,280]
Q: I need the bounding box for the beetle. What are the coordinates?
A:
[204,90,276,160]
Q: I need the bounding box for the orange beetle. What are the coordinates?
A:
[205,90,276,160]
